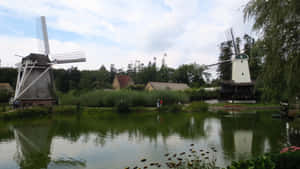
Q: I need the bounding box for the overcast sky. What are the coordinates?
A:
[0,0,254,70]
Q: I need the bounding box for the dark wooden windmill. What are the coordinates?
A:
[13,16,86,107]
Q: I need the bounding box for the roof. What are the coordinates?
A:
[147,82,190,91]
[116,75,133,88]
[0,83,13,91]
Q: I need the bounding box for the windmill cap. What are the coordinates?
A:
[235,54,249,59]
[22,53,50,65]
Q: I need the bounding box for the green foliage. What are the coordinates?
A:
[1,107,49,120]
[227,151,300,169]
[60,90,189,107]
[218,41,233,81]
[167,104,183,113]
[115,100,131,113]
[185,88,220,101]
[159,104,183,113]
[173,64,208,87]
[127,84,145,91]
[227,155,275,169]
[186,101,209,113]
[0,106,79,120]
[0,68,17,88]
[244,0,300,102]
[0,89,13,103]
[53,106,77,114]
[270,151,300,169]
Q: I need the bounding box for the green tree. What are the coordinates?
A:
[173,64,207,87]
[217,41,233,81]
[244,0,300,101]
[243,34,263,80]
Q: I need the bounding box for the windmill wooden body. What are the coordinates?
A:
[13,16,86,107]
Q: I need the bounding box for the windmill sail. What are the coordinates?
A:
[51,51,86,64]
[40,16,50,56]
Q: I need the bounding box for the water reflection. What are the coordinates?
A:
[0,111,295,169]
[12,123,86,169]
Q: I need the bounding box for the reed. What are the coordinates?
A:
[59,90,189,107]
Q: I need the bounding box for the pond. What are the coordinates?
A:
[0,110,299,169]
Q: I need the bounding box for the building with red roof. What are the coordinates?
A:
[112,75,134,90]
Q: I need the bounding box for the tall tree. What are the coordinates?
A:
[243,34,262,80]
[244,0,300,101]
[217,41,233,81]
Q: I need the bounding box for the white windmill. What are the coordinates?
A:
[230,29,251,83]
[13,16,86,107]
[220,28,255,101]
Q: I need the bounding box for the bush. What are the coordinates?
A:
[187,101,209,112]
[227,151,300,169]
[127,84,145,91]
[116,100,130,113]
[0,89,13,103]
[185,88,220,101]
[168,104,183,113]
[227,155,275,169]
[270,151,300,169]
[159,104,183,113]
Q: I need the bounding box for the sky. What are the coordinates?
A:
[0,0,254,70]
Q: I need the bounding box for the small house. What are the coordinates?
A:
[145,82,189,91]
[112,75,134,90]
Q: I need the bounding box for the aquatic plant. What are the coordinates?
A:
[127,144,220,169]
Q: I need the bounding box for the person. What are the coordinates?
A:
[156,99,160,108]
[160,99,163,107]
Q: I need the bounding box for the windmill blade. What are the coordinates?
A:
[230,28,239,56]
[50,51,86,64]
[40,16,50,55]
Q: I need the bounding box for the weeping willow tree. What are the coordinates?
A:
[244,0,300,102]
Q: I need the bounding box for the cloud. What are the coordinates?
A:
[0,0,253,71]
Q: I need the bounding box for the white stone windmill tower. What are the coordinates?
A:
[220,28,255,101]
[13,16,86,106]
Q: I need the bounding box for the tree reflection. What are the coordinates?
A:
[0,111,294,168]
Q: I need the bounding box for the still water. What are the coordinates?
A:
[0,111,299,169]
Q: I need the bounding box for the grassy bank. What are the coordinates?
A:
[0,101,211,120]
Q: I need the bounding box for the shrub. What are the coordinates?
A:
[226,151,300,169]
[168,104,183,113]
[227,155,275,169]
[127,84,145,91]
[271,150,300,169]
[0,89,13,103]
[185,88,220,101]
[115,100,130,113]
[187,101,209,112]
[158,104,183,113]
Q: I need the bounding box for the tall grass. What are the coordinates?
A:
[59,90,189,107]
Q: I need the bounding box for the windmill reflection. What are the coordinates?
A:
[12,123,86,169]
